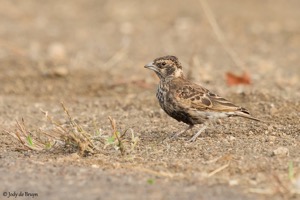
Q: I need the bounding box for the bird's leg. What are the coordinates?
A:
[171,124,194,139]
[188,125,207,142]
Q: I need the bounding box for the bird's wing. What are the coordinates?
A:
[170,78,260,121]
[170,78,242,112]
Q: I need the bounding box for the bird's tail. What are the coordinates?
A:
[227,107,262,122]
[233,111,261,122]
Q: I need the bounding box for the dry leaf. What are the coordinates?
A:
[226,71,251,86]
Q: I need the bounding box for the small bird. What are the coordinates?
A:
[144,55,260,142]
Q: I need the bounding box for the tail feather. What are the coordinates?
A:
[227,107,261,122]
[234,111,261,122]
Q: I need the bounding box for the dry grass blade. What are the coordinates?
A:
[108,116,125,155]
[6,104,135,157]
[109,79,154,89]
[104,46,127,68]
[40,103,101,156]
[248,188,275,195]
[126,166,176,178]
[207,163,230,177]
[272,173,291,197]
[40,109,68,133]
[57,102,98,155]
[6,119,52,151]
[106,116,139,156]
[199,0,245,70]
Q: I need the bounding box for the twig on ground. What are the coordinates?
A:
[207,163,230,177]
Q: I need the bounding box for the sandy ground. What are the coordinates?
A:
[0,0,300,199]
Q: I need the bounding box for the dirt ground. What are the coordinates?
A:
[0,0,300,199]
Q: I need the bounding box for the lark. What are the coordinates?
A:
[144,55,260,142]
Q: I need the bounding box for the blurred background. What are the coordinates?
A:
[1,0,299,98]
[1,1,300,199]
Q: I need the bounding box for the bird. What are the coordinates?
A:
[144,55,260,142]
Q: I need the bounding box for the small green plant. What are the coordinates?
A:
[147,178,155,185]
[288,161,294,181]
[26,135,34,147]
[105,116,139,155]
[107,136,115,144]
[5,118,54,151]
[107,117,125,155]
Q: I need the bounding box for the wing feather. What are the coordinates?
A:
[169,77,260,121]
[170,78,243,112]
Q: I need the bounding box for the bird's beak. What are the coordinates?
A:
[144,62,158,72]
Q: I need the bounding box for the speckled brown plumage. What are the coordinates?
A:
[145,55,260,142]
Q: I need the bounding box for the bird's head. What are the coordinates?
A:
[144,55,183,80]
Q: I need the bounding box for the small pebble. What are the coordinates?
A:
[229,179,239,186]
[48,42,66,60]
[52,66,69,77]
[272,147,289,157]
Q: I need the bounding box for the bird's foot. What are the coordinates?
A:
[187,134,199,142]
[170,132,180,140]
[168,125,194,141]
[188,125,207,142]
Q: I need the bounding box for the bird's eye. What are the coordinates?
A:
[161,62,166,66]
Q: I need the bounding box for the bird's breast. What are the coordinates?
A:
[156,83,166,108]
